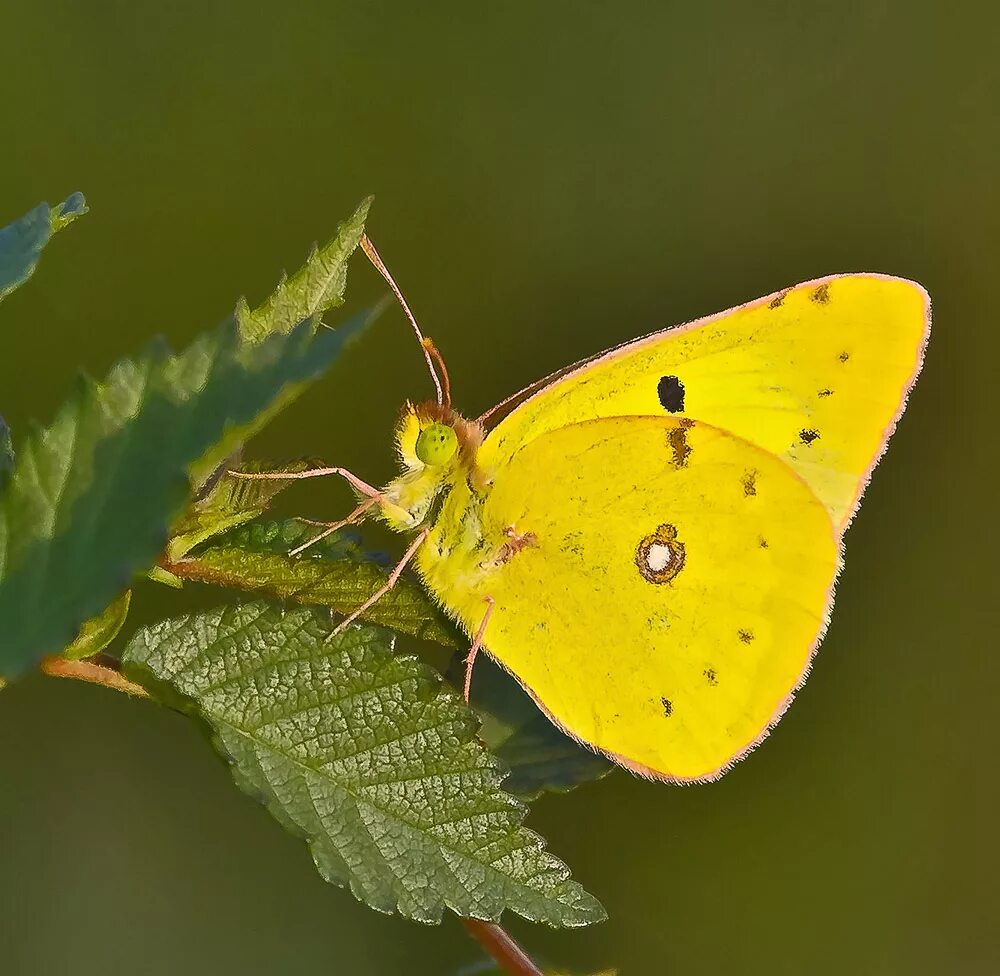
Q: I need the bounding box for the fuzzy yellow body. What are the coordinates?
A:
[378,274,930,782]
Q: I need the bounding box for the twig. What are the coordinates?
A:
[40,656,150,698]
[462,919,545,976]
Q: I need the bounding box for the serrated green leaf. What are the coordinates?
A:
[62,590,132,660]
[167,518,459,647]
[122,603,605,927]
[187,308,372,490]
[0,193,87,302]
[0,320,357,677]
[237,197,372,343]
[450,655,613,801]
[0,417,12,491]
[167,459,314,561]
[190,195,373,490]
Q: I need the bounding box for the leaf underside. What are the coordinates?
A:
[0,193,87,303]
[172,519,459,647]
[122,603,605,927]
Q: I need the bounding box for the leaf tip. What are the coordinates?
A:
[51,192,88,230]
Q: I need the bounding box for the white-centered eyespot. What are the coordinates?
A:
[636,523,686,585]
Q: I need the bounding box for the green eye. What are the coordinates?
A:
[415,423,458,466]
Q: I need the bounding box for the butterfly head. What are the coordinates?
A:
[394,400,483,473]
[380,401,486,532]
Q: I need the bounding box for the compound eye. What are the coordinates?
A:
[415,422,458,466]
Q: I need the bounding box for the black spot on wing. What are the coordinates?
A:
[812,283,831,304]
[738,629,755,644]
[758,537,769,549]
[742,469,758,497]
[703,668,718,686]
[818,388,834,397]
[769,291,788,309]
[657,375,685,412]
[660,696,673,717]
[838,351,850,363]
[799,428,820,445]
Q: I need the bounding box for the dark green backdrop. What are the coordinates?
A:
[1,2,996,973]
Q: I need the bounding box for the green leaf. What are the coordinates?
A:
[167,459,314,561]
[62,590,132,660]
[451,655,613,801]
[187,309,373,491]
[189,194,373,489]
[236,197,372,343]
[147,565,184,588]
[168,519,459,647]
[0,193,87,302]
[122,603,605,927]
[0,320,357,678]
[0,416,12,492]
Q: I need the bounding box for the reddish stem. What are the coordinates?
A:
[40,656,149,698]
[462,919,545,976]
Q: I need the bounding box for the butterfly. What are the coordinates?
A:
[239,239,930,783]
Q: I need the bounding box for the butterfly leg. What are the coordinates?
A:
[228,465,381,499]
[463,596,495,703]
[326,528,430,641]
[289,495,381,557]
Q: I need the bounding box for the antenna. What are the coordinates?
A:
[360,234,448,407]
[422,337,452,408]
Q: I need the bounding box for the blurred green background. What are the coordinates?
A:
[1,1,996,973]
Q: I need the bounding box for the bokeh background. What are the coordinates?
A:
[1,2,997,973]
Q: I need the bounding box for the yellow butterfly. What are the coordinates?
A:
[241,240,930,783]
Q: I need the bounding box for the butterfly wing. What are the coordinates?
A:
[479,274,930,532]
[423,416,840,782]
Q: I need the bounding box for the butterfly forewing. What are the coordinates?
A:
[480,274,930,532]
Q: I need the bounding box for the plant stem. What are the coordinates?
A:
[40,656,149,698]
[462,919,545,976]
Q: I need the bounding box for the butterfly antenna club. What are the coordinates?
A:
[421,337,452,408]
[360,233,448,406]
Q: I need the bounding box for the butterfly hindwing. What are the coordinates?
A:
[423,416,840,782]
